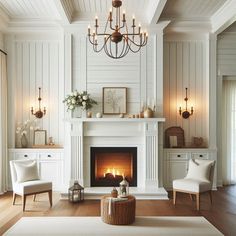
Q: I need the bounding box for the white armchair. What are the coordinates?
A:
[10,160,52,211]
[173,159,215,210]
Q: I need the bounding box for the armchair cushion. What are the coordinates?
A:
[14,161,39,183]
[185,159,213,182]
[173,178,211,193]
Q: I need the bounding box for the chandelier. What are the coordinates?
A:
[87,0,148,59]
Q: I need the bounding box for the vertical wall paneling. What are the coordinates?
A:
[7,35,64,147]
[163,39,208,147]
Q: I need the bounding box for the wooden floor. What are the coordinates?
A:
[0,185,235,236]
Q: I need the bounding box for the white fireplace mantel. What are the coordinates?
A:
[63,117,167,199]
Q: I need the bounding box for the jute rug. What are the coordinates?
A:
[4,216,223,236]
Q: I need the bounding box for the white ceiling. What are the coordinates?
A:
[160,0,227,21]
[0,0,60,20]
[0,0,234,33]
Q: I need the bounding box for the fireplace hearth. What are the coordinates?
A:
[90,147,137,187]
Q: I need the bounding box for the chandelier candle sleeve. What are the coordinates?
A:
[87,0,148,59]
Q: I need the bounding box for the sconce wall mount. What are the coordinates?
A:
[179,88,193,119]
[31,87,46,119]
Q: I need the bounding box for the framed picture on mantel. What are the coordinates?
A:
[102,87,127,114]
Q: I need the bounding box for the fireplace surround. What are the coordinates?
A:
[90,147,137,187]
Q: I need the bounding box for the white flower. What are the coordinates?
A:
[71,92,74,96]
[67,99,71,104]
[16,127,21,131]
[73,91,78,96]
[21,131,27,135]
[16,130,20,134]
[82,101,86,106]
[30,126,34,130]
[83,95,88,100]
[71,99,76,104]
[69,105,74,110]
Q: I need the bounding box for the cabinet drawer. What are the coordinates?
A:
[39,153,61,160]
[191,153,209,160]
[169,153,188,160]
[15,153,37,160]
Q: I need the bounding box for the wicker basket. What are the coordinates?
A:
[101,195,136,225]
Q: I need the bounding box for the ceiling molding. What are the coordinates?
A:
[164,20,211,34]
[147,0,167,25]
[211,0,236,34]
[54,0,74,24]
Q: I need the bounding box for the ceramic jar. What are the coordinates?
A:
[144,107,153,118]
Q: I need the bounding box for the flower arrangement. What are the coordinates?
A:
[63,90,97,111]
[16,119,39,137]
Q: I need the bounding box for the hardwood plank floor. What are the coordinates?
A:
[0,185,235,236]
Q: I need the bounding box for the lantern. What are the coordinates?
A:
[68,181,84,203]
[119,177,129,197]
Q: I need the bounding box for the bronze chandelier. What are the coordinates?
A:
[87,0,148,59]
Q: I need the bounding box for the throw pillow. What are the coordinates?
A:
[14,161,39,183]
[185,159,214,182]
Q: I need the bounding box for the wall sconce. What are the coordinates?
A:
[179,88,193,119]
[31,87,46,119]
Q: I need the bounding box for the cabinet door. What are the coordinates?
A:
[39,160,63,191]
[167,161,188,188]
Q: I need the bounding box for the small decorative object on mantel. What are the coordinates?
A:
[48,137,55,146]
[68,180,84,203]
[111,187,118,198]
[34,130,47,146]
[63,90,97,117]
[144,107,154,118]
[96,112,102,118]
[119,176,129,197]
[87,111,92,118]
[119,113,124,118]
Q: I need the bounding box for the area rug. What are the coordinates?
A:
[4,216,223,236]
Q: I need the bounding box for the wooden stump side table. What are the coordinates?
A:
[101,195,136,225]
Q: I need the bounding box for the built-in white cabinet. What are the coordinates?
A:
[163,148,217,190]
[8,148,64,191]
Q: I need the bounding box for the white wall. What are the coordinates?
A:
[6,33,65,147]
[71,34,158,116]
[163,36,209,147]
[0,32,4,51]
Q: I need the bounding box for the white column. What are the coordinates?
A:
[145,122,159,188]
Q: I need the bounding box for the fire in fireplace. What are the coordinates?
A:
[90,147,137,187]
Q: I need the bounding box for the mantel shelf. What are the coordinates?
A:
[65,118,165,123]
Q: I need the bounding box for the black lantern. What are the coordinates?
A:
[68,181,84,203]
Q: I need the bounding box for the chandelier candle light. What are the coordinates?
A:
[87,0,148,59]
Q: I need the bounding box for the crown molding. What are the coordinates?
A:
[211,0,236,34]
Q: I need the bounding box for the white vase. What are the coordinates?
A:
[21,134,28,148]
[72,107,82,118]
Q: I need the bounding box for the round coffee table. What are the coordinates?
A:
[101,195,136,225]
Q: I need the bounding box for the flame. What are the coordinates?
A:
[103,167,125,178]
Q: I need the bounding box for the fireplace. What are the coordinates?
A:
[90,147,137,187]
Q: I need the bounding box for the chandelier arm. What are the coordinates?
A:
[125,36,147,47]
[94,35,112,53]
[125,39,142,53]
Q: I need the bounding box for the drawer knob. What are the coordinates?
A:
[47,155,51,157]
[177,155,181,157]
[24,155,28,157]
[199,155,203,157]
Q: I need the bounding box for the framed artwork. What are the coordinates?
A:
[103,87,127,114]
[34,130,47,146]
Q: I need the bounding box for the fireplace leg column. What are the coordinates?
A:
[145,122,159,188]
[71,121,84,186]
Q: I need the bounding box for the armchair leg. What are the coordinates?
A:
[48,190,52,207]
[196,193,200,211]
[173,190,176,205]
[22,195,27,211]
[12,193,16,205]
[189,194,193,201]
[209,190,213,204]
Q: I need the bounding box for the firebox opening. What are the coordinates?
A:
[91,147,137,187]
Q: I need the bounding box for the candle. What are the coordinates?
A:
[88,25,90,35]
[123,11,125,22]
[95,16,98,26]
[109,9,112,21]
[132,15,135,26]
[138,24,141,33]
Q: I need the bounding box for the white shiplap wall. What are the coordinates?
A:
[72,34,156,116]
[218,32,236,76]
[0,32,4,50]
[6,34,64,147]
[163,40,208,147]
